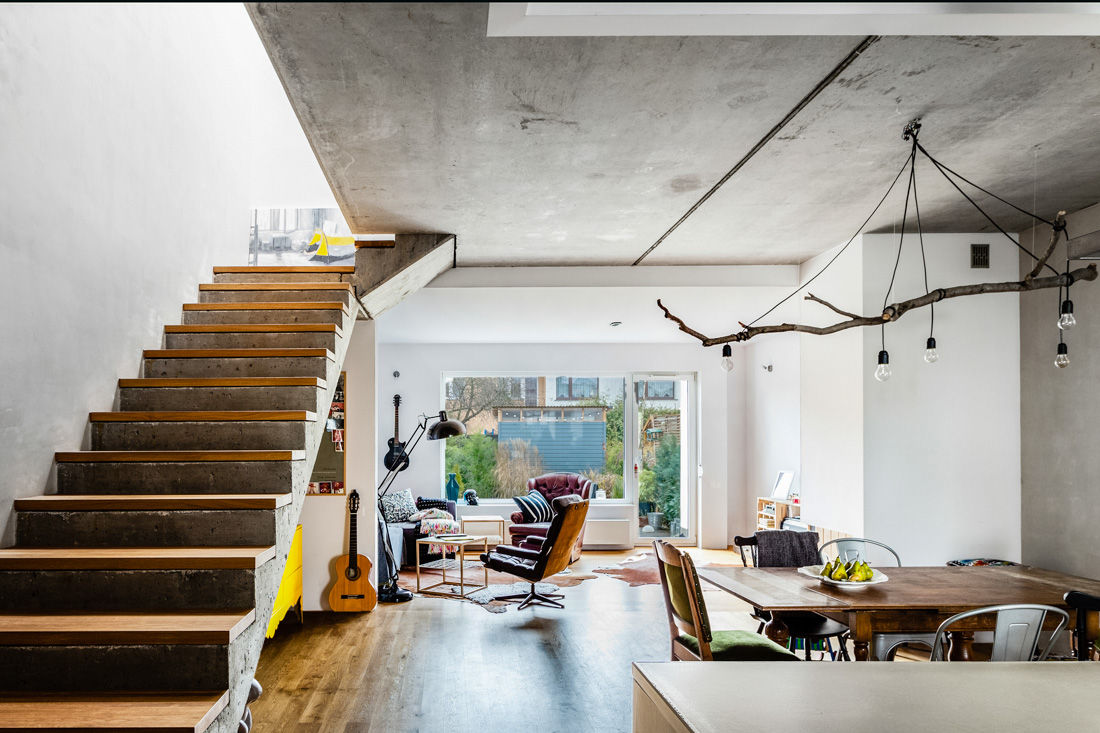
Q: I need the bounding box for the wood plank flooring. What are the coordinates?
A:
[250,549,758,733]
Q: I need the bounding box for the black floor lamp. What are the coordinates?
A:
[376,410,466,603]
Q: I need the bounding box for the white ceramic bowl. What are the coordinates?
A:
[797,564,889,590]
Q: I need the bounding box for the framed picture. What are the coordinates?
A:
[319,482,333,495]
[332,482,345,495]
[307,482,319,495]
[770,471,795,500]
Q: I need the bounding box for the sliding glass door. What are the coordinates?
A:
[631,374,695,545]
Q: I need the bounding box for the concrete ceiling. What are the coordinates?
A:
[249,3,1100,266]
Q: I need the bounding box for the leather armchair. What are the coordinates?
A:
[509,473,591,562]
[483,495,590,610]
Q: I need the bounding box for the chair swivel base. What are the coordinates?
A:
[497,582,564,610]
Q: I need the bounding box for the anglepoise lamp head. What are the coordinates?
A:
[427,411,466,440]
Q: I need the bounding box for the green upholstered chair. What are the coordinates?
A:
[653,540,798,662]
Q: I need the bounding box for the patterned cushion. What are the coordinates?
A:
[381,489,417,523]
[513,491,553,523]
[416,497,450,512]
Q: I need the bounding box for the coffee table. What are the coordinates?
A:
[415,535,489,598]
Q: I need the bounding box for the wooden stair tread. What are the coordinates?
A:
[55,450,305,462]
[164,324,340,334]
[89,411,315,422]
[0,610,255,645]
[118,377,325,388]
[0,690,228,732]
[199,282,352,291]
[15,494,293,511]
[182,301,347,311]
[142,348,332,359]
[0,546,277,570]
[214,265,354,273]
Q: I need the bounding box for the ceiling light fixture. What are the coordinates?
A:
[720,344,734,373]
[657,121,1093,382]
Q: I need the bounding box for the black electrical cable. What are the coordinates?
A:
[917,145,1059,276]
[916,142,1056,228]
[883,150,916,312]
[911,151,933,338]
[747,153,912,328]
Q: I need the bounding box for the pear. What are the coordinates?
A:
[830,563,849,581]
[820,559,834,577]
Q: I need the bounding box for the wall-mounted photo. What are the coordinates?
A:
[248,208,355,266]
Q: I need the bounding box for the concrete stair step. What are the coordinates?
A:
[15,494,292,510]
[55,450,306,495]
[142,348,333,379]
[197,283,354,306]
[0,547,276,613]
[118,377,325,412]
[0,546,276,571]
[0,611,255,693]
[181,302,349,326]
[89,411,315,450]
[14,494,292,547]
[0,691,228,732]
[0,610,255,645]
[164,324,340,350]
[213,265,353,283]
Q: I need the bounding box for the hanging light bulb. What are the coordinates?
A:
[1055,342,1070,369]
[924,337,939,364]
[1058,299,1077,330]
[874,350,892,382]
[720,344,734,373]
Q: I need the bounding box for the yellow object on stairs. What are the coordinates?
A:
[267,524,303,638]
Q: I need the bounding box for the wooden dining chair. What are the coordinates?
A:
[734,533,850,661]
[653,540,797,662]
[930,604,1070,661]
[1063,590,1100,660]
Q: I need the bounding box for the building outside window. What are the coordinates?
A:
[556,376,599,400]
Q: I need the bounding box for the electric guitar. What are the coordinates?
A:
[327,490,377,612]
[383,394,410,472]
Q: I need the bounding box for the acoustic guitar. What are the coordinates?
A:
[383,394,410,472]
[327,490,377,612]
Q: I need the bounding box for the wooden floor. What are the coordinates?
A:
[250,548,761,733]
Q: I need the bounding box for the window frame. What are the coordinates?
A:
[556,376,600,400]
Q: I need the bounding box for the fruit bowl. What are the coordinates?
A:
[797,564,889,590]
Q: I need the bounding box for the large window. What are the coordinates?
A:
[443,375,625,500]
[556,376,599,400]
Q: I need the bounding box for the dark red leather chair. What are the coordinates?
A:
[483,495,590,610]
[509,473,591,563]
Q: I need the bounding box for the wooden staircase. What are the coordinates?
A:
[0,266,357,732]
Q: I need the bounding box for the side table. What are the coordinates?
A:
[415,535,488,598]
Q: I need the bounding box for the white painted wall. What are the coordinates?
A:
[861,233,1021,566]
[798,242,867,536]
[372,341,732,548]
[741,332,801,537]
[0,4,335,544]
[301,322,376,611]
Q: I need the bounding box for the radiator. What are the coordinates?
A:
[583,519,632,548]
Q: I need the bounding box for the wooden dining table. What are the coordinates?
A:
[698,564,1100,661]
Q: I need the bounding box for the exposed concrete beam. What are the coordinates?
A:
[353,233,455,318]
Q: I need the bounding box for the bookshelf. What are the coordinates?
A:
[756,497,800,531]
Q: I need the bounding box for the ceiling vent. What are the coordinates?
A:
[971,243,990,269]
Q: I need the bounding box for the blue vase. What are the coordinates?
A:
[445,473,460,503]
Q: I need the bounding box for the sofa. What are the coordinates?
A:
[386,497,457,568]
[509,473,591,563]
